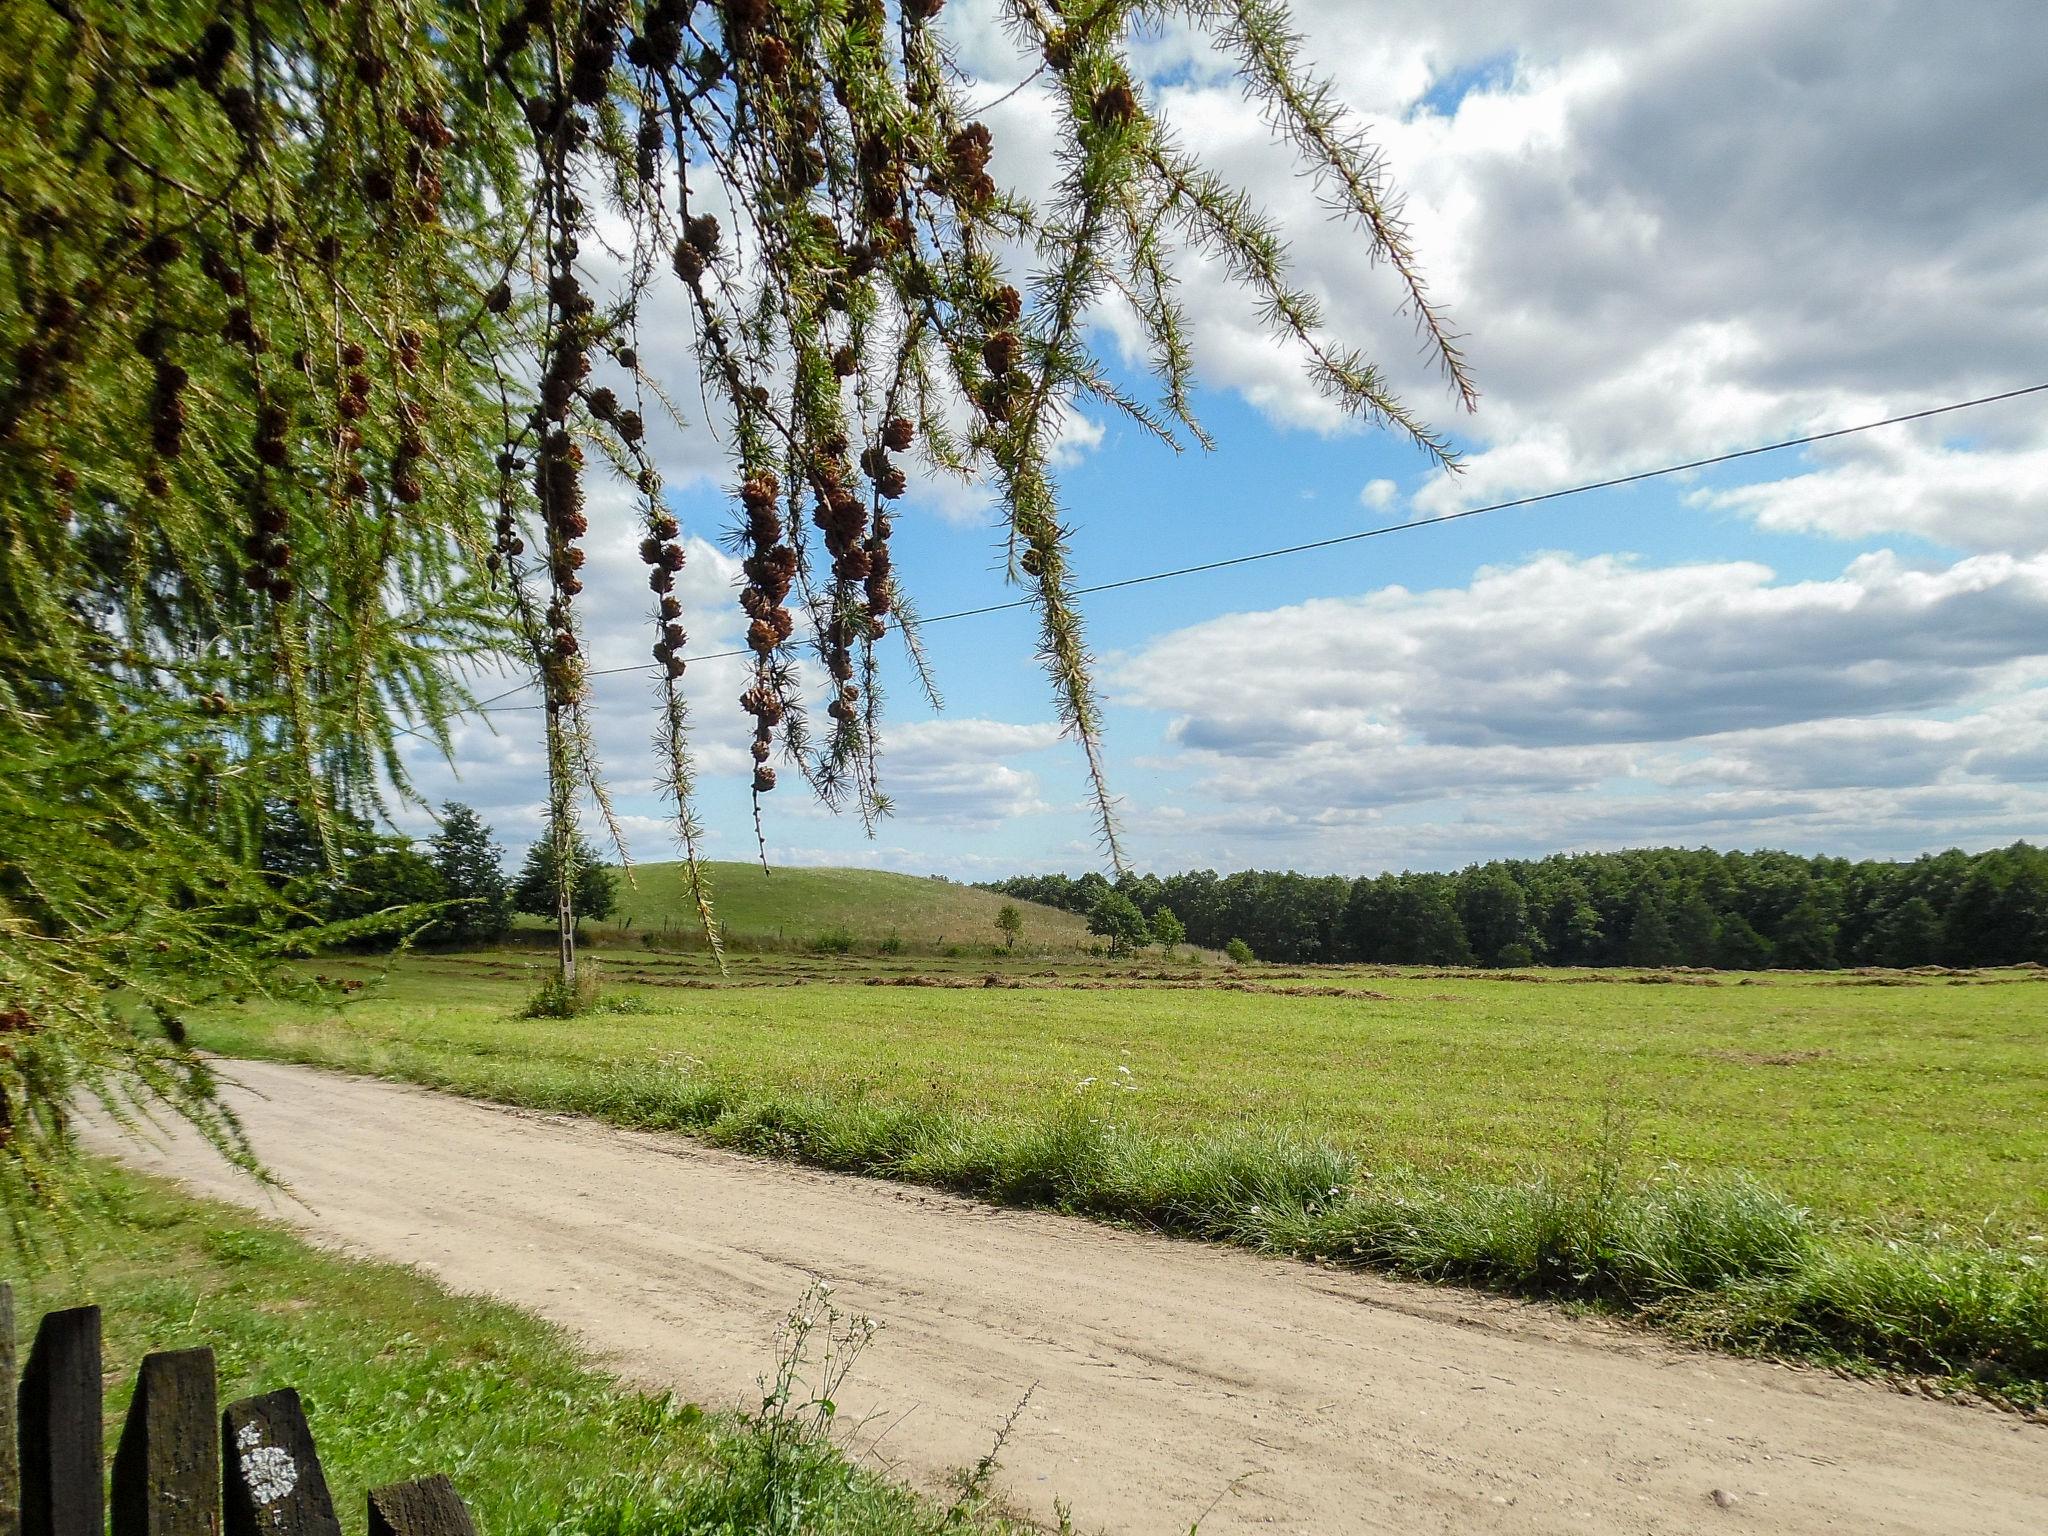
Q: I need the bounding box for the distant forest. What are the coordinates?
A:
[985,842,2048,968]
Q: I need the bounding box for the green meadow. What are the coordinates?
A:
[200,952,2048,1236]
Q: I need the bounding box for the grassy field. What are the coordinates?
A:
[597,860,1091,953]
[189,951,2048,1403]
[11,1166,1023,1535]
[214,951,2048,1235]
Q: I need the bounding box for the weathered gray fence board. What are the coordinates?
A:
[4,1289,466,1535]
[111,1348,220,1536]
[0,1284,18,1536]
[17,1306,103,1536]
[222,1390,339,1536]
[367,1476,476,1536]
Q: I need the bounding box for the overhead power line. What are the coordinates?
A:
[436,381,2048,726]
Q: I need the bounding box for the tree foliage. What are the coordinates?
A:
[326,846,446,930]
[513,834,619,925]
[989,842,2048,970]
[428,802,513,944]
[1149,904,1184,954]
[1086,887,1149,958]
[994,901,1023,951]
[2,0,1466,1204]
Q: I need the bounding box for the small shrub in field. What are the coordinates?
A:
[811,927,856,955]
[994,903,1024,952]
[877,932,904,956]
[1224,938,1254,965]
[524,965,602,1019]
[523,963,648,1019]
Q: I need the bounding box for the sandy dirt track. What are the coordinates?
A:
[86,1060,2042,1535]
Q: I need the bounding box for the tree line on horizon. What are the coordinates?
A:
[986,842,2048,969]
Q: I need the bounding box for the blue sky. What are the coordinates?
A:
[398,0,2048,879]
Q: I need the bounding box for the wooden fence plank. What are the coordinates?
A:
[111,1348,220,1536]
[17,1306,102,1536]
[0,1284,18,1536]
[367,1476,476,1536]
[221,1391,339,1536]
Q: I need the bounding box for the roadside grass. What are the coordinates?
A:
[187,957,2048,1409]
[11,1166,1025,1536]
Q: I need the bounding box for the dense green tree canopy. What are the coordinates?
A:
[514,833,619,925]
[1087,888,1150,958]
[990,842,2048,971]
[1149,904,1185,954]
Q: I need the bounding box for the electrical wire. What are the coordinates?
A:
[425,380,2048,731]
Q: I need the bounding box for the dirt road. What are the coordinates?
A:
[87,1060,2042,1534]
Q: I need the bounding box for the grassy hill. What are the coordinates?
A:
[604,860,1091,954]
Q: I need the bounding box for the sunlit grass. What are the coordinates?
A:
[208,953,2048,1234]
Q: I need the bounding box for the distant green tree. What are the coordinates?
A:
[1870,896,1942,967]
[990,840,2048,974]
[1942,846,2048,965]
[513,834,619,926]
[1624,885,1679,967]
[1088,890,1151,959]
[1071,871,1115,917]
[1773,893,1839,969]
[1224,937,1255,965]
[256,798,380,921]
[1670,884,1717,964]
[1383,877,1473,964]
[258,798,349,885]
[428,803,511,946]
[327,845,446,948]
[1151,906,1186,956]
[1711,911,1773,970]
[1459,867,1532,967]
[995,902,1024,952]
[1538,882,1603,965]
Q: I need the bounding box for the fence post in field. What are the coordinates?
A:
[222,1391,339,1536]
[17,1306,103,1536]
[111,1348,220,1536]
[0,1284,18,1536]
[368,1476,477,1536]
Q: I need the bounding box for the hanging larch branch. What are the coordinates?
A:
[0,0,1471,1207]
